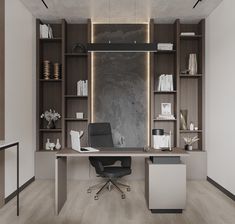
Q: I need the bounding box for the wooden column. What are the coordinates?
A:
[0,0,5,208]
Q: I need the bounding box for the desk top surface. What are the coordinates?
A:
[56,147,188,157]
[0,141,19,149]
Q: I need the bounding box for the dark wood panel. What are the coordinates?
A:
[66,24,88,53]
[154,24,175,46]
[66,98,88,118]
[65,57,87,95]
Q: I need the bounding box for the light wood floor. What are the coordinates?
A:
[0,180,234,224]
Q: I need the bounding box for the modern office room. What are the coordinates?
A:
[0,0,235,223]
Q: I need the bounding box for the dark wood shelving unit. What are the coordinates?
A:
[155,50,176,54]
[36,19,91,151]
[150,19,205,151]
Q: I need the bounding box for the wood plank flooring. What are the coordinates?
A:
[0,180,234,224]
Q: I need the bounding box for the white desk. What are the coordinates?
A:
[55,147,188,215]
[0,141,19,216]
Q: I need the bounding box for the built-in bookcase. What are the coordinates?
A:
[36,19,91,151]
[150,19,205,151]
[36,20,63,151]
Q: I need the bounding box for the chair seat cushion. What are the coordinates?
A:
[102,167,131,178]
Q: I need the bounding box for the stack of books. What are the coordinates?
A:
[77,80,88,96]
[157,74,174,91]
[40,24,53,38]
[157,43,173,51]
[156,114,175,120]
[180,32,195,36]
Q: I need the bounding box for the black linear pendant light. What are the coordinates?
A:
[87,0,156,52]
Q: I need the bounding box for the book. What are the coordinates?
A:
[180,32,195,36]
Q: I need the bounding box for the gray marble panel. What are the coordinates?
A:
[93,24,148,147]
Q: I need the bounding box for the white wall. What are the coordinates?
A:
[5,0,36,197]
[206,0,235,195]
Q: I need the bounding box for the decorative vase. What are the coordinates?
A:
[47,120,55,129]
[55,139,61,150]
[189,122,194,131]
[188,54,197,75]
[45,139,50,150]
[185,144,193,151]
[180,110,188,130]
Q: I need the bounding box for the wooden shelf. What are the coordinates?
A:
[37,149,59,152]
[65,53,88,57]
[153,119,177,122]
[154,91,177,94]
[64,95,88,98]
[156,50,176,54]
[40,79,62,82]
[39,129,62,132]
[180,130,202,133]
[40,38,62,42]
[65,118,88,121]
[180,35,202,40]
[180,74,202,78]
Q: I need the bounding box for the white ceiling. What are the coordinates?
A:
[20,0,223,23]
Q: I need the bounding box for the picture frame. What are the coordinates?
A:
[161,103,172,115]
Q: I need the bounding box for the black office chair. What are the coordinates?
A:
[87,123,131,200]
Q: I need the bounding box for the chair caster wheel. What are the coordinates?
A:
[87,189,91,193]
[127,187,131,192]
[94,195,99,200]
[121,194,126,199]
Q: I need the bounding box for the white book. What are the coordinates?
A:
[48,24,53,39]
[40,24,49,38]
[83,80,88,96]
[158,75,162,91]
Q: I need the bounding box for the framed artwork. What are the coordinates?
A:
[161,103,171,115]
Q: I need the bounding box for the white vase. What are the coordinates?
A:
[188,54,197,75]
[55,139,61,150]
[45,139,50,150]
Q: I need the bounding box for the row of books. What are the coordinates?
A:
[157,43,173,51]
[156,114,176,120]
[77,80,88,96]
[40,24,54,39]
[157,74,174,91]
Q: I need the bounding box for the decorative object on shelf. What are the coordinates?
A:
[188,54,197,75]
[152,129,172,150]
[183,136,199,151]
[194,126,198,131]
[71,43,87,53]
[49,143,55,151]
[55,139,61,150]
[156,103,175,120]
[76,112,84,119]
[189,122,194,131]
[157,43,173,51]
[41,109,61,129]
[53,63,60,80]
[43,60,51,80]
[180,110,188,130]
[180,69,189,74]
[70,130,84,151]
[40,24,53,38]
[45,138,50,150]
[77,80,88,96]
[157,74,174,91]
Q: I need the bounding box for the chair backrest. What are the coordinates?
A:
[88,122,114,147]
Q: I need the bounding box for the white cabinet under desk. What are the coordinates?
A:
[145,158,186,213]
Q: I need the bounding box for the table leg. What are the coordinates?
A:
[55,157,67,215]
[17,143,19,216]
